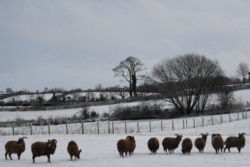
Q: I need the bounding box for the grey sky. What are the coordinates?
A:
[1,0,250,92]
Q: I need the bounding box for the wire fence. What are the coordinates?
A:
[0,111,249,136]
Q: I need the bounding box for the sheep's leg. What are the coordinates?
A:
[5,153,8,160]
[17,153,21,160]
[238,147,241,153]
[32,155,36,163]
[8,153,12,160]
[70,154,73,160]
[47,154,51,163]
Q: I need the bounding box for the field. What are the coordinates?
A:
[0,116,249,167]
[1,89,250,166]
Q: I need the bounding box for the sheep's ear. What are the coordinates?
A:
[79,149,82,153]
[206,133,209,136]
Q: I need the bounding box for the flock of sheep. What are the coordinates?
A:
[4,137,81,163]
[117,133,246,157]
[3,132,246,163]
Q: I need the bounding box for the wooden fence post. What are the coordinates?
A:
[149,121,151,132]
[202,117,204,127]
[220,115,223,124]
[237,112,239,121]
[161,120,163,131]
[193,118,195,128]
[112,122,114,134]
[97,121,99,134]
[183,120,185,129]
[48,121,51,135]
[30,122,33,135]
[12,122,15,136]
[66,122,68,134]
[211,116,214,125]
[81,121,84,134]
[172,120,174,130]
[137,122,139,133]
[125,121,127,134]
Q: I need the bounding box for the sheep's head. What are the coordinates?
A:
[175,134,183,141]
[126,136,135,142]
[47,139,57,154]
[239,133,246,138]
[200,133,209,141]
[76,149,82,159]
[17,137,27,144]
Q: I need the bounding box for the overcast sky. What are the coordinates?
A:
[1,0,250,92]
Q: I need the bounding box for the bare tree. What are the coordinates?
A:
[152,54,223,115]
[236,62,249,83]
[112,56,146,97]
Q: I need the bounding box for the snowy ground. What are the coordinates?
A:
[0,89,250,166]
[0,118,249,167]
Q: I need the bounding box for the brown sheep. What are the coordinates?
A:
[211,134,224,154]
[67,140,82,160]
[147,137,159,153]
[224,133,246,153]
[117,136,135,157]
[5,137,27,160]
[194,133,209,152]
[31,139,57,163]
[181,138,193,154]
[162,134,183,154]
[126,136,136,154]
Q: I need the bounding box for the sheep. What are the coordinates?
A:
[224,133,246,153]
[181,138,193,154]
[211,134,224,154]
[67,140,82,160]
[194,133,209,152]
[162,134,182,154]
[117,136,135,157]
[147,137,159,153]
[31,139,57,163]
[126,135,136,154]
[5,137,27,160]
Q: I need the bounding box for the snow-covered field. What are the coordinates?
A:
[0,117,249,167]
[0,89,250,166]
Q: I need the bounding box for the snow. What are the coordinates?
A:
[0,89,250,166]
[0,116,250,167]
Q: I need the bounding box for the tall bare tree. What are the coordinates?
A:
[112,56,146,97]
[152,54,223,115]
[236,62,249,83]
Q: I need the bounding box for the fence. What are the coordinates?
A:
[0,111,249,136]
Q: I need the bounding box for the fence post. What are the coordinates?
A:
[12,122,15,136]
[66,122,68,134]
[125,121,127,134]
[229,114,231,122]
[161,120,163,131]
[220,115,223,124]
[149,121,151,132]
[172,120,174,130]
[183,120,185,129]
[81,121,84,134]
[97,121,99,134]
[237,112,239,121]
[48,121,51,135]
[193,118,195,128]
[202,117,204,127]
[112,122,114,134]
[30,122,33,135]
[211,116,214,125]
[137,122,140,133]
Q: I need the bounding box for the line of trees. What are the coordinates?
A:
[112,53,250,116]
